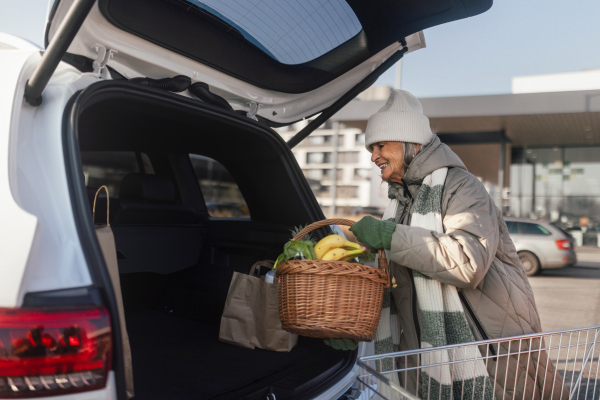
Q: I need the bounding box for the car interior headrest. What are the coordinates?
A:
[119,173,175,203]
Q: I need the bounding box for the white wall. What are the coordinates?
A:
[512,69,600,94]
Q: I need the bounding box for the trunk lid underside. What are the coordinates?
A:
[47,0,492,125]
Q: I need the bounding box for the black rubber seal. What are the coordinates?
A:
[62,91,128,400]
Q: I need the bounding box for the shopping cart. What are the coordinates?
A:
[358,324,600,400]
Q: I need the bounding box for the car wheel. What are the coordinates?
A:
[518,251,540,276]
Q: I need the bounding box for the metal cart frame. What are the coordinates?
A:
[358,325,600,400]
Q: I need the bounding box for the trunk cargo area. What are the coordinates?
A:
[70,82,354,399]
[120,270,347,400]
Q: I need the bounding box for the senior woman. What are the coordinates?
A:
[345,90,563,400]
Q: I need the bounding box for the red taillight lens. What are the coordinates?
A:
[0,307,111,398]
[556,239,571,250]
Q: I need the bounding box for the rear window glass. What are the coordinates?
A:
[189,154,250,218]
[519,223,551,235]
[505,221,519,234]
[184,0,362,65]
[82,152,153,197]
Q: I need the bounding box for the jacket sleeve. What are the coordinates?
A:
[389,169,500,289]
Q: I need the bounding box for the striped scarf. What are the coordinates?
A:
[374,168,493,400]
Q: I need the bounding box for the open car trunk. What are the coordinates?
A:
[64,81,355,399]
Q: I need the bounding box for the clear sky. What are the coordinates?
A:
[2,0,599,99]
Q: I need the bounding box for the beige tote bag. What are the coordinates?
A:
[93,186,134,398]
[219,261,298,352]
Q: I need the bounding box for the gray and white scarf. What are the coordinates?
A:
[374,168,493,400]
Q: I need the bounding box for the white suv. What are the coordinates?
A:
[0,0,491,398]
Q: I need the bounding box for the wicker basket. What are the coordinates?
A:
[275,219,390,342]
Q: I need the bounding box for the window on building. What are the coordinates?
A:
[306,152,332,164]
[354,168,370,180]
[509,146,600,228]
[355,133,365,145]
[317,185,331,198]
[322,168,343,181]
[189,154,250,218]
[304,169,323,180]
[338,151,359,164]
[82,151,153,197]
[505,221,519,234]
[337,186,359,198]
[308,135,332,146]
[519,223,551,235]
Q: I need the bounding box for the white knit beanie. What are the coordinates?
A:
[364,89,434,152]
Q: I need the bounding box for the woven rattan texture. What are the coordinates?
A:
[276,219,390,342]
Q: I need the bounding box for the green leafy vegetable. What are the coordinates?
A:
[273,240,316,269]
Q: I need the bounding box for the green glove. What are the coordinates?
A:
[323,338,358,351]
[349,216,396,250]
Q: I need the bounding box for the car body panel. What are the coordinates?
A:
[2,50,100,307]
[0,50,41,308]
[506,218,576,270]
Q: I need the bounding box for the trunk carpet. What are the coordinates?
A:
[125,309,339,399]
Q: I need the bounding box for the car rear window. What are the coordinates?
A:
[82,151,154,197]
[519,223,551,235]
[183,0,362,65]
[189,154,250,218]
[505,221,519,234]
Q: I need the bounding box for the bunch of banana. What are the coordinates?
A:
[314,235,370,261]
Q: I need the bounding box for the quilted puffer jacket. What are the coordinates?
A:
[387,136,564,399]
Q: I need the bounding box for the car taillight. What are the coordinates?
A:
[0,307,111,398]
[556,239,571,250]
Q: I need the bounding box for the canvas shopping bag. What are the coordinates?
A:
[93,186,134,398]
[219,261,298,352]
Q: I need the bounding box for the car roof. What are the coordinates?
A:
[504,217,554,225]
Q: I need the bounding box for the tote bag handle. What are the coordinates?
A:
[92,185,110,227]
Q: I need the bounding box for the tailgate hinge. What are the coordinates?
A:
[247,101,261,121]
[91,44,117,78]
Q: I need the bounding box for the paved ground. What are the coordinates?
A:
[529,248,600,332]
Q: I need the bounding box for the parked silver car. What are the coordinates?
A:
[505,217,577,276]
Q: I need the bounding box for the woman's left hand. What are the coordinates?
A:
[349,215,396,250]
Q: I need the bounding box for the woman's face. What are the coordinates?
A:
[371,141,405,183]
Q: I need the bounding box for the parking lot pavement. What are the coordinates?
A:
[529,264,600,332]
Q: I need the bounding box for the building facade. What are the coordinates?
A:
[277,124,383,217]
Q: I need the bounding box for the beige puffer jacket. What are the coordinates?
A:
[387,136,565,399]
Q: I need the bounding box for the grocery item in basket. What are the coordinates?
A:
[273,240,315,269]
[314,234,370,259]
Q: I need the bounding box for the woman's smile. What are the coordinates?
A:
[371,141,405,182]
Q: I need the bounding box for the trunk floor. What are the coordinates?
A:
[125,309,336,399]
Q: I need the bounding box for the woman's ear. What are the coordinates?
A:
[416,144,421,153]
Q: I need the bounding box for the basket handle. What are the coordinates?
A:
[92,186,110,227]
[292,218,389,273]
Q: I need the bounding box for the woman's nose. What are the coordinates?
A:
[371,150,379,163]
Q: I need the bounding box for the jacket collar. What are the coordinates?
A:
[387,136,467,202]
[403,136,467,186]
